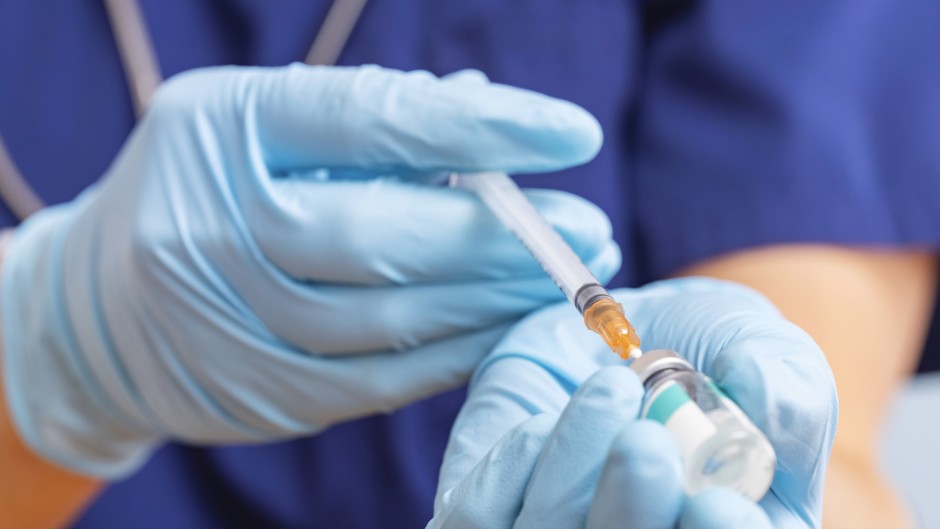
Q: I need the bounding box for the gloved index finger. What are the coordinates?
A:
[157,64,602,175]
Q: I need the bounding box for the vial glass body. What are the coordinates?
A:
[639,360,776,501]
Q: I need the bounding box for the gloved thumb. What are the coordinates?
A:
[586,421,684,529]
[680,488,773,529]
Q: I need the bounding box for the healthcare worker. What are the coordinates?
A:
[0,1,937,528]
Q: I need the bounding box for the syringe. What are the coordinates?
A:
[454,172,642,360]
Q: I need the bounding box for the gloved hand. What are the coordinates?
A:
[1,64,619,478]
[428,278,838,529]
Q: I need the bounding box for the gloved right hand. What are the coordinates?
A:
[432,365,778,529]
[429,279,837,529]
[1,64,617,478]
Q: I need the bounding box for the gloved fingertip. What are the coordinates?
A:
[681,488,772,529]
[475,84,602,172]
[587,421,684,528]
[550,104,602,167]
[606,421,683,487]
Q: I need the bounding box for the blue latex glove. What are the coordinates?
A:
[428,278,837,529]
[1,64,619,478]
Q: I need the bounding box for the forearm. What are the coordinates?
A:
[0,373,101,528]
[679,244,934,529]
[0,230,101,528]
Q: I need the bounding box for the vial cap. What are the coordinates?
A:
[629,349,693,384]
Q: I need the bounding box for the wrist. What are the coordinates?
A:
[0,226,103,528]
[2,206,158,478]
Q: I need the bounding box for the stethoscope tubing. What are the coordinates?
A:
[0,0,365,221]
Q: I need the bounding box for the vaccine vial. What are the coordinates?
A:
[630,349,776,501]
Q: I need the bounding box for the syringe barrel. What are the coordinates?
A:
[456,172,600,305]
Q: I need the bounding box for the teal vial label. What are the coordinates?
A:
[644,381,718,460]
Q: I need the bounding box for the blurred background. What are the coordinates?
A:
[881,371,940,528]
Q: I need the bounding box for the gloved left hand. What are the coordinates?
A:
[428,278,838,529]
[1,64,617,478]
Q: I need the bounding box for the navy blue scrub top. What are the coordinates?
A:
[3,1,940,527]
